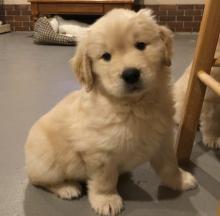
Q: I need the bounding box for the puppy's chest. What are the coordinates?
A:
[102,112,165,170]
[73,106,169,171]
[88,109,165,153]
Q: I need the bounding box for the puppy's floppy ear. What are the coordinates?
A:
[136,9,173,67]
[159,26,173,67]
[70,42,94,92]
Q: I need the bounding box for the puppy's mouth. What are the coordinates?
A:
[125,83,143,93]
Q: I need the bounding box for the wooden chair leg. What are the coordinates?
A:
[176,0,220,164]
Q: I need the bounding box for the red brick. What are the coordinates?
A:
[194,16,202,21]
[4,5,15,11]
[3,3,204,32]
[177,16,193,21]
[21,10,31,16]
[14,15,30,21]
[168,27,175,31]
[158,21,166,26]
[4,21,19,27]
[154,10,167,16]
[15,5,29,10]
[160,16,176,21]
[0,10,5,16]
[5,21,15,26]
[193,26,200,32]
[4,15,14,21]
[22,21,31,27]
[184,21,200,28]
[4,20,12,25]
[6,10,20,15]
[159,5,177,11]
[176,27,193,32]
[147,5,159,10]
[178,5,194,10]
[168,21,183,28]
[194,5,204,9]
[12,21,23,27]
[186,9,202,16]
[168,10,184,16]
[0,15,5,21]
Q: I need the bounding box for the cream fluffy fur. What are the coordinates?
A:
[174,38,220,149]
[25,9,197,216]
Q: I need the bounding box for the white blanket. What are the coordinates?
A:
[48,16,89,41]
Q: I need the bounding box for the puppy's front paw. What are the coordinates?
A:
[178,169,198,191]
[163,169,197,191]
[89,193,123,216]
[49,182,82,200]
[203,136,220,149]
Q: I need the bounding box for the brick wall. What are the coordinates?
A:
[0,4,204,32]
[0,5,32,31]
[146,4,204,32]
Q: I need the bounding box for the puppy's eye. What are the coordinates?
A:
[135,42,147,51]
[101,52,111,61]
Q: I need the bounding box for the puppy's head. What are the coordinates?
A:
[70,9,173,98]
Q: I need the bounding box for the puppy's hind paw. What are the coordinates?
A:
[89,193,123,216]
[49,182,82,200]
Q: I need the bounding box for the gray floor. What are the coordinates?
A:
[0,32,219,216]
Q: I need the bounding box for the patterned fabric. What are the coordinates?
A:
[33,17,77,46]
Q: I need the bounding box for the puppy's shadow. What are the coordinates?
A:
[118,173,153,201]
[157,186,181,200]
[214,149,220,161]
[23,183,94,216]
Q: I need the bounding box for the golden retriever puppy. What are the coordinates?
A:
[25,9,197,216]
[174,38,220,149]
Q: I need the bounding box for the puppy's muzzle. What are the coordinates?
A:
[121,68,140,84]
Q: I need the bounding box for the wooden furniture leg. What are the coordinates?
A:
[176,0,220,164]
[31,3,39,22]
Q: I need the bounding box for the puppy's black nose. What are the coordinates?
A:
[121,68,140,84]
